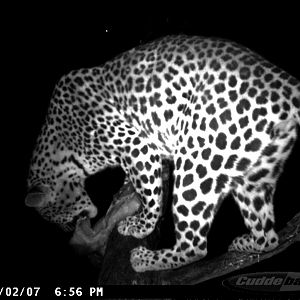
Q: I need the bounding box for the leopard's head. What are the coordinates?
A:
[25,176,98,231]
[25,134,98,232]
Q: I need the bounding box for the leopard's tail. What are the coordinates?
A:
[291,80,300,125]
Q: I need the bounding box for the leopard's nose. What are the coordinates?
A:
[83,204,98,219]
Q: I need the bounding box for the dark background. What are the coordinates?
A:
[2,4,300,298]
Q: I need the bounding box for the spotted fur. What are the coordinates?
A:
[26,35,300,271]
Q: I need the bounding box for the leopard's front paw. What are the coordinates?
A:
[130,246,156,272]
[229,233,264,252]
[117,215,154,239]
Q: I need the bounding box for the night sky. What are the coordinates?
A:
[3,4,300,298]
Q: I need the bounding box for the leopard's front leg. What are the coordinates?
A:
[118,135,163,239]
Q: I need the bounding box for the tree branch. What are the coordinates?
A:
[70,160,300,285]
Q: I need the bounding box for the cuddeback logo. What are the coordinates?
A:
[223,272,300,292]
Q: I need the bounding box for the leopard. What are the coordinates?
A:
[25,35,300,272]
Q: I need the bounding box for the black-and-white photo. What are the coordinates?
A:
[3,4,300,299]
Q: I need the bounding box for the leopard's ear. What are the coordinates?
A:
[25,186,50,208]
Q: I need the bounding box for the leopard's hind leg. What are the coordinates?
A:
[229,119,298,252]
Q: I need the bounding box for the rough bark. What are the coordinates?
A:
[70,160,300,285]
[97,211,300,285]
